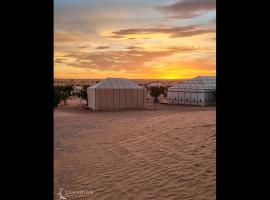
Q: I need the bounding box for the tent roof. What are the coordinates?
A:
[148,82,164,87]
[90,78,144,89]
[169,76,216,91]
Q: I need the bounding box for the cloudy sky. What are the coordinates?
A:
[54,0,216,79]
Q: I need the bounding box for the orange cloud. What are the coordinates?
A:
[110,25,214,38]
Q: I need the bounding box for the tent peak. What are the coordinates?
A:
[90,77,143,89]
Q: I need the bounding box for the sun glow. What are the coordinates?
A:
[54,0,216,79]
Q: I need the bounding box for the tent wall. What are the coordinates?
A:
[167,90,215,106]
[125,89,132,108]
[179,92,185,103]
[87,88,95,110]
[88,88,146,111]
[203,92,216,106]
[119,89,126,109]
[144,88,147,106]
[167,91,172,104]
[191,92,198,104]
[185,92,190,103]
[95,89,101,110]
[113,89,120,109]
[172,91,178,104]
[137,89,144,108]
[198,93,204,106]
[100,89,107,109]
[131,89,138,108]
[106,89,114,109]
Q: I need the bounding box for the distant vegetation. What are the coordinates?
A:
[54,87,61,107]
[75,85,89,106]
[162,86,169,97]
[54,84,90,107]
[150,86,166,102]
[54,85,74,107]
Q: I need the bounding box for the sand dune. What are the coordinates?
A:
[54,104,216,200]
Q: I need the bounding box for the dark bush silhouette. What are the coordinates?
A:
[61,85,74,105]
[76,85,89,106]
[150,86,165,102]
[161,86,168,97]
[213,90,216,102]
[54,87,61,107]
[54,85,74,105]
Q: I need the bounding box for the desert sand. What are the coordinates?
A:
[54,103,216,200]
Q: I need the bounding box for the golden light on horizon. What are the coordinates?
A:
[54,1,216,79]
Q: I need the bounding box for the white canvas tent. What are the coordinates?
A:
[87,78,147,111]
[168,76,216,106]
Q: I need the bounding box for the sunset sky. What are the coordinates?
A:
[54,0,216,79]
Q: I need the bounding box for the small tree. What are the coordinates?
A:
[55,85,74,105]
[76,85,89,106]
[62,85,74,105]
[161,86,168,97]
[150,86,165,103]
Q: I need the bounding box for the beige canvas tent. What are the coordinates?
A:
[168,76,216,106]
[87,78,147,111]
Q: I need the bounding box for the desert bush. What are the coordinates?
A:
[76,85,89,106]
[161,86,168,97]
[54,85,74,105]
[61,85,74,105]
[54,86,61,107]
[150,86,165,102]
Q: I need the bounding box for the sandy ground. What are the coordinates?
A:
[54,102,216,200]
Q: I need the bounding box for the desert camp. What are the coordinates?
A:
[54,1,216,198]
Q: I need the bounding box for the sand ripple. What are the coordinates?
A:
[54,105,216,200]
